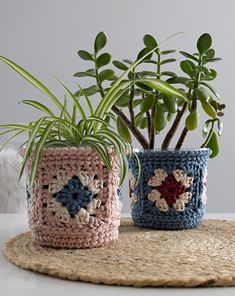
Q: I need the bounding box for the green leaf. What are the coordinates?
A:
[197,33,212,56]
[160,58,176,65]
[77,50,94,61]
[117,117,132,144]
[74,82,94,115]
[162,95,178,113]
[203,57,222,63]
[201,69,217,81]
[123,59,133,65]
[94,32,107,53]
[140,94,155,113]
[137,48,152,61]
[115,97,130,107]
[138,79,188,101]
[75,85,99,97]
[143,34,158,50]
[180,51,199,62]
[200,82,220,100]
[161,50,176,55]
[200,100,217,119]
[99,69,115,82]
[185,111,199,130]
[167,112,175,121]
[18,117,47,181]
[0,130,24,152]
[205,49,215,59]
[19,100,55,117]
[195,87,210,101]
[167,77,191,86]
[73,71,95,78]
[160,71,177,77]
[153,107,167,131]
[96,53,111,68]
[180,60,195,76]
[112,60,128,71]
[55,78,87,120]
[206,131,219,158]
[0,56,70,121]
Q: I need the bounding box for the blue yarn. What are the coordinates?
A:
[117,187,123,201]
[128,149,211,230]
[54,176,93,216]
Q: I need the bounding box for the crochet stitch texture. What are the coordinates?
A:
[22,147,121,248]
[128,149,210,230]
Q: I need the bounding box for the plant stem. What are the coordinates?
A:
[129,73,135,124]
[149,52,161,149]
[174,58,202,149]
[112,105,149,148]
[94,62,149,148]
[161,102,187,149]
[175,127,188,149]
[146,110,151,139]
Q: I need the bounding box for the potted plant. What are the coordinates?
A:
[0,36,185,246]
[74,32,225,229]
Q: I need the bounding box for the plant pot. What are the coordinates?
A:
[128,149,211,230]
[22,146,122,248]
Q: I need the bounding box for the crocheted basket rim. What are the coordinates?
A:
[133,148,211,152]
[18,145,117,157]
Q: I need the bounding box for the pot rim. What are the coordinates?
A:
[133,148,211,153]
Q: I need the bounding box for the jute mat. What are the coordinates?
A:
[3,218,235,287]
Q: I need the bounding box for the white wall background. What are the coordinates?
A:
[0,0,234,213]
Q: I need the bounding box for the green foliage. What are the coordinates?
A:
[0,57,133,188]
[73,31,225,156]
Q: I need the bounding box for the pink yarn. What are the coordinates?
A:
[22,147,121,248]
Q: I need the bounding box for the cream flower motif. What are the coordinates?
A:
[47,199,70,224]
[77,171,103,194]
[201,168,208,204]
[129,171,138,207]
[86,198,102,215]
[48,170,70,194]
[173,192,192,212]
[148,168,194,212]
[173,169,194,188]
[75,208,90,225]
[148,189,169,212]
[148,169,168,187]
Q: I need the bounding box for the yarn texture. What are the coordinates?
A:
[128,149,211,230]
[22,146,121,248]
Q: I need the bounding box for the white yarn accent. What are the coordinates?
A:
[47,199,70,224]
[75,208,90,225]
[148,169,168,187]
[129,171,138,207]
[148,189,169,212]
[130,193,138,207]
[201,168,208,204]
[77,171,103,194]
[173,192,192,212]
[173,169,194,188]
[48,170,69,194]
[86,198,102,215]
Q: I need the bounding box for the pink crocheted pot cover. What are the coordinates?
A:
[21,147,122,249]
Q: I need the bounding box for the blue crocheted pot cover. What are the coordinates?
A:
[128,149,211,230]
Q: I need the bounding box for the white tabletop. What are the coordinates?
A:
[1,213,235,296]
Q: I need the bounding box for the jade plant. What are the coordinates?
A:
[74,32,225,157]
[0,44,186,187]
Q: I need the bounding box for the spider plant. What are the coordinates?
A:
[0,38,186,189]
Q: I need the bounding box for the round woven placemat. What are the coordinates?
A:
[3,218,235,287]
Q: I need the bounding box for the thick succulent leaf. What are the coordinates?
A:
[77,50,94,61]
[117,117,132,144]
[197,33,212,56]
[94,32,107,53]
[206,131,219,158]
[185,111,199,130]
